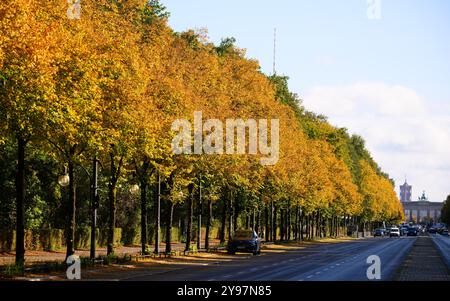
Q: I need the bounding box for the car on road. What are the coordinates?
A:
[441,229,449,236]
[390,227,400,237]
[437,227,446,234]
[227,230,261,255]
[429,227,437,234]
[400,227,409,236]
[407,227,418,236]
[374,228,385,237]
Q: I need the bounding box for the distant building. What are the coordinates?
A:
[399,180,412,202]
[401,190,443,224]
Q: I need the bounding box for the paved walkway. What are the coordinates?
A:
[394,235,450,281]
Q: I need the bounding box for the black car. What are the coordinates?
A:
[429,227,437,234]
[373,229,385,237]
[228,230,261,255]
[407,227,418,236]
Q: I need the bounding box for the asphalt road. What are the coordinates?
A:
[123,237,417,281]
[430,233,450,269]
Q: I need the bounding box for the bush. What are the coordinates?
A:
[122,227,140,246]
[75,226,91,250]
[144,244,152,256]
[189,245,198,253]
[99,253,132,265]
[41,229,64,251]
[2,263,24,277]
[97,228,122,247]
[0,228,124,252]
[0,228,14,252]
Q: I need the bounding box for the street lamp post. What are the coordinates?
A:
[61,159,99,260]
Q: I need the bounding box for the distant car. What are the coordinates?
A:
[374,228,385,237]
[429,227,437,234]
[385,228,391,236]
[407,227,418,236]
[390,227,400,237]
[228,230,261,255]
[400,227,408,236]
[441,229,449,236]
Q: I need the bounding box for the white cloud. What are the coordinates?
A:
[303,82,450,202]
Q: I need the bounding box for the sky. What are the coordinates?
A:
[160,0,450,203]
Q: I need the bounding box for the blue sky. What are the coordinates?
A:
[161,0,450,202]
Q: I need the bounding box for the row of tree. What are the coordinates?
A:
[0,0,404,268]
[441,195,450,225]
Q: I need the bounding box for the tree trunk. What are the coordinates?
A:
[228,190,234,242]
[165,201,174,254]
[90,156,98,260]
[264,204,270,241]
[273,205,277,242]
[205,199,212,249]
[280,209,285,241]
[138,160,150,255]
[300,209,304,241]
[251,209,255,230]
[245,214,250,230]
[15,137,26,267]
[197,178,202,250]
[270,202,274,241]
[107,153,120,256]
[65,151,76,260]
[107,179,117,255]
[287,206,291,241]
[185,184,194,251]
[294,206,299,240]
[256,208,261,236]
[154,172,161,254]
[219,195,227,244]
[140,178,148,254]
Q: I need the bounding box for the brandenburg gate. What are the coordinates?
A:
[400,181,443,223]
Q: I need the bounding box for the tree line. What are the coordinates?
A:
[441,195,450,225]
[0,0,404,268]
